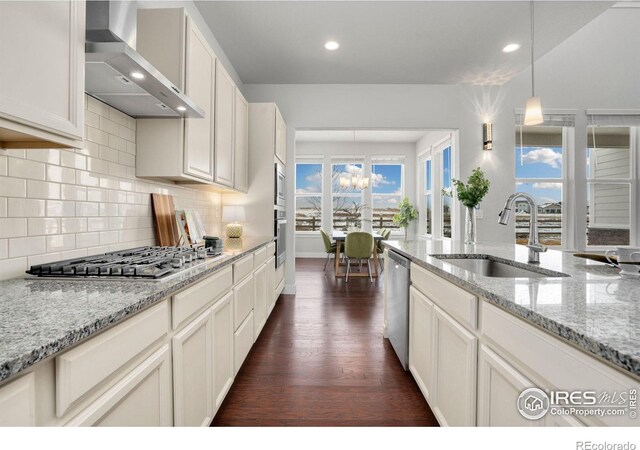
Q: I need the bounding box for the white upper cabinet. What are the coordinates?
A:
[214,61,235,187]
[136,9,216,183]
[274,106,286,165]
[233,89,249,192]
[0,0,85,149]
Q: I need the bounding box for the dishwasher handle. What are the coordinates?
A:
[388,250,410,269]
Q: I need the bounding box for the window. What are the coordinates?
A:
[332,163,364,230]
[515,126,564,246]
[441,146,453,238]
[371,163,403,231]
[424,159,433,234]
[586,126,633,246]
[295,163,322,232]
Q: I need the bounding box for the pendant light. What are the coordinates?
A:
[524,0,543,126]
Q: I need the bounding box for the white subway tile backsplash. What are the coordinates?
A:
[61,184,87,201]
[46,200,75,217]
[27,180,61,200]
[46,234,75,252]
[61,217,87,234]
[8,198,46,217]
[0,177,27,197]
[8,158,45,180]
[75,232,100,248]
[0,218,27,238]
[9,236,45,258]
[60,152,86,170]
[0,98,221,280]
[28,218,60,236]
[47,165,75,184]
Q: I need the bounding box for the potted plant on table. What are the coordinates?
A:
[444,167,490,245]
[393,197,418,241]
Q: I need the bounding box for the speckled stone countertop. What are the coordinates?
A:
[383,238,640,378]
[0,236,274,383]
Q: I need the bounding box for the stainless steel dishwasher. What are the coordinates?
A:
[386,250,410,370]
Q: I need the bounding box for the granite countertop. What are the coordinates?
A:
[383,238,640,378]
[0,236,274,383]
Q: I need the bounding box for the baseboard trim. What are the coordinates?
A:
[295,252,327,258]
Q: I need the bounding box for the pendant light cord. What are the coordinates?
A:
[530,0,535,97]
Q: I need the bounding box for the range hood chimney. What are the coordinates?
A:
[85,1,204,118]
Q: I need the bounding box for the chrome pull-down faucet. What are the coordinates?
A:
[498,192,547,264]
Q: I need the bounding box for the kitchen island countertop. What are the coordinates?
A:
[383,238,640,378]
[0,236,274,383]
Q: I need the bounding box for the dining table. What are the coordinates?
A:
[332,230,384,278]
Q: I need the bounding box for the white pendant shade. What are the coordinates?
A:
[524,96,543,126]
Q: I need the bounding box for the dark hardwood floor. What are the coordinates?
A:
[211,258,438,427]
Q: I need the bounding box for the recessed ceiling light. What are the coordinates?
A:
[176,106,187,112]
[324,41,340,51]
[502,43,521,53]
[130,71,145,80]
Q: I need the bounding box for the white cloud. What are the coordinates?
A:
[371,172,394,187]
[522,147,562,168]
[515,182,524,186]
[305,172,322,183]
[296,187,320,194]
[532,182,561,190]
[344,164,362,174]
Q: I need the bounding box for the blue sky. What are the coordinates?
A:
[516,146,563,203]
[296,163,322,193]
[371,164,401,194]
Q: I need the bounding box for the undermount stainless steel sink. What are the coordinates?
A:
[431,255,569,278]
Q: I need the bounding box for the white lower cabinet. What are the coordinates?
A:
[253,263,267,340]
[266,256,276,316]
[431,306,478,427]
[408,286,434,402]
[172,309,214,427]
[212,292,234,411]
[234,311,254,375]
[477,345,540,427]
[66,345,173,427]
[0,373,35,426]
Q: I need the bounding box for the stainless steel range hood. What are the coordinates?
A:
[85,1,204,118]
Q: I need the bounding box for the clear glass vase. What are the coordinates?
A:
[465,207,477,245]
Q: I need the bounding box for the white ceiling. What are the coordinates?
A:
[296,129,433,143]
[194,1,612,85]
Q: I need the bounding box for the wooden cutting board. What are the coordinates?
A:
[151,193,179,247]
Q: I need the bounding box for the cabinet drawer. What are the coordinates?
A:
[233,273,254,330]
[0,373,36,426]
[233,255,254,284]
[410,263,477,330]
[172,266,232,330]
[481,302,640,427]
[253,247,267,267]
[56,300,169,417]
[234,311,254,375]
[266,242,275,257]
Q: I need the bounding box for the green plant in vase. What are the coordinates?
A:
[443,167,490,244]
[393,197,418,241]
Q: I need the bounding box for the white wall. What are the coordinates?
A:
[295,141,417,256]
[243,6,640,289]
[0,96,221,280]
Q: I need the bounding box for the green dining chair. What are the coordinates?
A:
[377,228,392,273]
[344,232,374,282]
[320,229,338,272]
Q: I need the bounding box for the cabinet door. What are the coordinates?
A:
[266,256,276,317]
[233,89,249,192]
[253,264,267,340]
[66,345,172,427]
[0,373,35,426]
[431,306,477,426]
[172,309,213,427]
[477,345,541,427]
[0,0,84,144]
[214,60,235,187]
[183,16,215,181]
[212,291,234,412]
[409,286,434,403]
[274,106,286,164]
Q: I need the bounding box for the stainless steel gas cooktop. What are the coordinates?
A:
[26,246,223,281]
